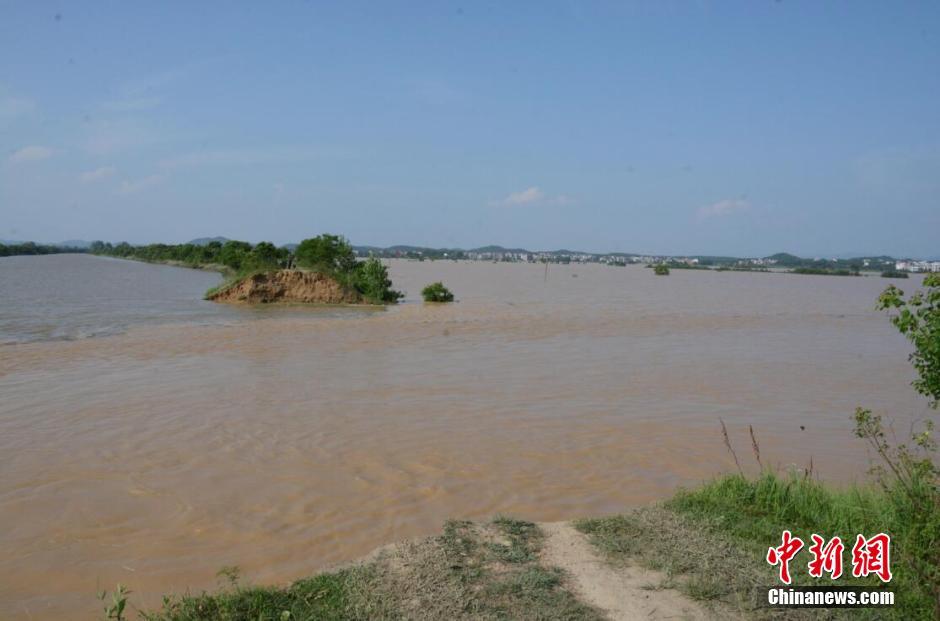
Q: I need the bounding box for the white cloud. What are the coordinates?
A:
[116,174,164,195]
[79,166,117,183]
[697,198,750,220]
[491,186,572,207]
[8,145,54,163]
[503,187,543,205]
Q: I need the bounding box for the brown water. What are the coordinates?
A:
[0,256,927,619]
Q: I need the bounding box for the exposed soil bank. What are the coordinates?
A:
[144,516,715,621]
[207,269,362,304]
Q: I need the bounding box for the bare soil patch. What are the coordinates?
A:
[207,269,362,304]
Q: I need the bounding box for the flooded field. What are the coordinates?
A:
[0,255,926,619]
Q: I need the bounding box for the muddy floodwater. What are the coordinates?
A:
[0,254,927,618]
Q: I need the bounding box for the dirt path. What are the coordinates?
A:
[540,522,713,621]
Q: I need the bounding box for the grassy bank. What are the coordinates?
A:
[137,517,601,621]
[578,472,939,620]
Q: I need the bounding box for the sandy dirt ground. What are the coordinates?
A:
[540,522,715,620]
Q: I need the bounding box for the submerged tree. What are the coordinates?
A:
[421,282,454,302]
[353,256,403,304]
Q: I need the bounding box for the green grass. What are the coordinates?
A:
[669,472,890,544]
[486,515,541,563]
[669,472,937,619]
[142,567,375,621]
[578,472,939,620]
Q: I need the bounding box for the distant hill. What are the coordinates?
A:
[469,245,532,254]
[56,240,93,249]
[763,252,803,266]
[188,236,230,246]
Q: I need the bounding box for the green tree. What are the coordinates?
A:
[853,273,940,612]
[421,282,454,302]
[878,273,940,406]
[354,257,403,304]
[294,234,357,273]
[249,241,280,269]
[218,241,252,270]
[653,264,670,275]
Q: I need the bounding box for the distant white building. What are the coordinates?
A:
[896,260,940,273]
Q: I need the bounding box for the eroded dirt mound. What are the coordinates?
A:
[208,270,362,304]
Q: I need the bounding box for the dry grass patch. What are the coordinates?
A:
[144,517,601,621]
[576,506,827,620]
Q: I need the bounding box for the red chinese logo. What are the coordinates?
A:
[807,534,844,579]
[851,533,892,583]
[767,531,891,583]
[767,530,804,584]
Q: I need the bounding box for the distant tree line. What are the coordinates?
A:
[790,266,860,276]
[881,270,909,279]
[0,242,89,257]
[767,252,894,272]
[89,239,291,272]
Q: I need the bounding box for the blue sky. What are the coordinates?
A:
[1,1,938,257]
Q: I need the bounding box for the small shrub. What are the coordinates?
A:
[422,281,454,302]
[653,264,670,276]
